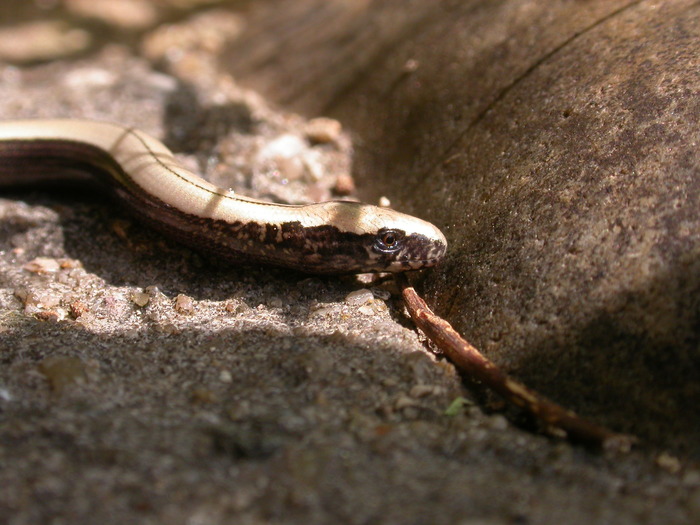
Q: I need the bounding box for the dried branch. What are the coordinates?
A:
[396,273,636,452]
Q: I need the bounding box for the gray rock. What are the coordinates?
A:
[227,0,700,454]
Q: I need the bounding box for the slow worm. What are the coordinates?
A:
[0,119,446,274]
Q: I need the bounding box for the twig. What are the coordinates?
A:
[396,273,636,452]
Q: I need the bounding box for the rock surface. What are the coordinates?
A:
[0,1,698,524]
[226,0,700,455]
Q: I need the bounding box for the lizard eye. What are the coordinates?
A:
[374,228,404,253]
[382,231,397,246]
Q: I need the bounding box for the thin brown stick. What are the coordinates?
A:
[397,274,636,452]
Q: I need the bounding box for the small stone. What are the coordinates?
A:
[191,388,217,404]
[16,290,62,313]
[36,292,61,309]
[0,20,90,63]
[309,304,335,318]
[381,377,399,388]
[175,294,195,314]
[258,134,306,161]
[304,117,342,144]
[273,154,305,181]
[225,300,251,315]
[141,8,242,60]
[130,291,150,307]
[219,370,233,383]
[409,384,438,398]
[110,219,131,241]
[63,68,118,92]
[345,289,374,306]
[378,196,391,208]
[358,304,376,316]
[159,323,180,335]
[23,257,60,274]
[35,311,61,323]
[66,0,158,30]
[488,414,509,431]
[355,273,381,285]
[656,452,682,474]
[69,301,89,318]
[333,173,356,195]
[394,394,420,410]
[403,58,419,72]
[58,259,81,269]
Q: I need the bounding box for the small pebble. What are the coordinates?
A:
[309,305,335,318]
[36,292,61,309]
[175,293,195,314]
[59,259,81,269]
[63,67,117,90]
[225,300,251,315]
[409,384,438,398]
[394,394,420,410]
[131,291,150,307]
[488,414,509,431]
[258,134,306,161]
[141,8,242,60]
[273,154,305,181]
[304,117,342,144]
[333,173,356,195]
[0,21,90,63]
[656,452,682,474]
[23,257,60,274]
[358,304,376,316]
[345,289,374,306]
[66,0,158,30]
[191,388,217,404]
[110,219,131,241]
[403,58,419,72]
[159,323,180,335]
[15,289,50,310]
[35,311,61,323]
[69,301,89,318]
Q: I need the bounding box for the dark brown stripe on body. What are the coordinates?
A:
[0,139,379,272]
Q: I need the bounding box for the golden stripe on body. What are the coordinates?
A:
[0,119,447,273]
